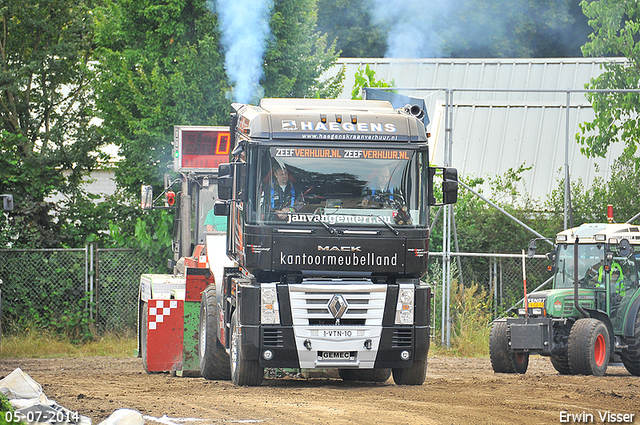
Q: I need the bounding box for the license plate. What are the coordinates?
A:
[317,351,356,362]
[322,329,354,338]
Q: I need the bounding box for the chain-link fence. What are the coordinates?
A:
[0,246,552,340]
[95,248,159,334]
[0,246,159,337]
[426,252,553,343]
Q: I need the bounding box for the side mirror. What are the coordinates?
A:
[527,239,537,258]
[214,201,230,216]
[619,239,631,257]
[216,162,247,201]
[442,167,458,205]
[217,163,233,200]
[141,186,153,210]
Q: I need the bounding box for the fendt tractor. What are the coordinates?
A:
[490,209,640,376]
[138,98,459,386]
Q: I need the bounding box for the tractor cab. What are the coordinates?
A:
[548,224,640,334]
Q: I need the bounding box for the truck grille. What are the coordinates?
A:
[288,282,386,327]
[392,329,412,347]
[263,328,284,347]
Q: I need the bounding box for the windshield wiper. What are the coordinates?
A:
[313,209,336,234]
[377,216,399,236]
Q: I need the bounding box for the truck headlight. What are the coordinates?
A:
[395,285,414,325]
[261,284,280,325]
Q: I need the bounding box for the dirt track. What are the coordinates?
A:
[1,355,638,425]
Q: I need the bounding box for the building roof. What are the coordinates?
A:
[326,58,630,203]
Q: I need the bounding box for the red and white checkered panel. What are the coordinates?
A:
[148,299,180,330]
[146,299,184,372]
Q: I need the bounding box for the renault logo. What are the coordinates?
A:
[328,294,348,319]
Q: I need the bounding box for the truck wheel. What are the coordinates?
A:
[392,359,427,385]
[567,318,610,376]
[489,320,529,374]
[621,308,640,376]
[550,353,573,375]
[338,368,391,382]
[230,313,263,386]
[199,286,231,380]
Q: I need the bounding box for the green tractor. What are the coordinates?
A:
[490,222,640,376]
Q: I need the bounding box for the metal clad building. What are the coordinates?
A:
[326,58,629,203]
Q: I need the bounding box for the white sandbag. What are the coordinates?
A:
[0,368,49,405]
[97,409,144,425]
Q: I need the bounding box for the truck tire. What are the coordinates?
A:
[199,286,231,380]
[621,308,640,376]
[567,318,610,376]
[230,312,263,386]
[549,353,572,375]
[392,359,427,385]
[489,320,529,374]
[338,368,391,383]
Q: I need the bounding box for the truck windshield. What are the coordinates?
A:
[554,243,605,288]
[247,145,427,227]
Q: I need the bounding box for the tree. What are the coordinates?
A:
[263,0,343,99]
[0,0,105,248]
[445,0,582,58]
[94,0,229,195]
[578,0,640,158]
[316,0,387,58]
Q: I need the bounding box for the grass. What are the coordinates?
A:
[0,329,137,358]
[430,281,492,358]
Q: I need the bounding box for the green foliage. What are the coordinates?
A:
[316,0,387,58]
[109,207,174,267]
[350,65,395,100]
[0,392,24,425]
[446,0,582,58]
[432,164,561,256]
[0,0,107,248]
[578,0,640,158]
[0,251,94,342]
[546,154,640,225]
[94,0,229,196]
[263,0,344,99]
[449,282,492,357]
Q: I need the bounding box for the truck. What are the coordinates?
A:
[489,210,640,376]
[200,98,459,386]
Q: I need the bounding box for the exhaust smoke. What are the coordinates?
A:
[208,0,274,103]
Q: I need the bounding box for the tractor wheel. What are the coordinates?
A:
[567,318,610,376]
[230,313,264,386]
[338,368,391,383]
[392,359,427,385]
[549,353,573,375]
[489,320,529,374]
[199,286,231,380]
[621,308,640,376]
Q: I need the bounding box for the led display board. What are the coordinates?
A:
[173,126,231,172]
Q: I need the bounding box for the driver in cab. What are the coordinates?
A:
[262,165,299,221]
[362,166,399,208]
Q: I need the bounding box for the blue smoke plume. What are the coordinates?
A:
[209,0,273,103]
[369,0,452,58]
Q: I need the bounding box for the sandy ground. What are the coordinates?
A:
[1,355,638,425]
